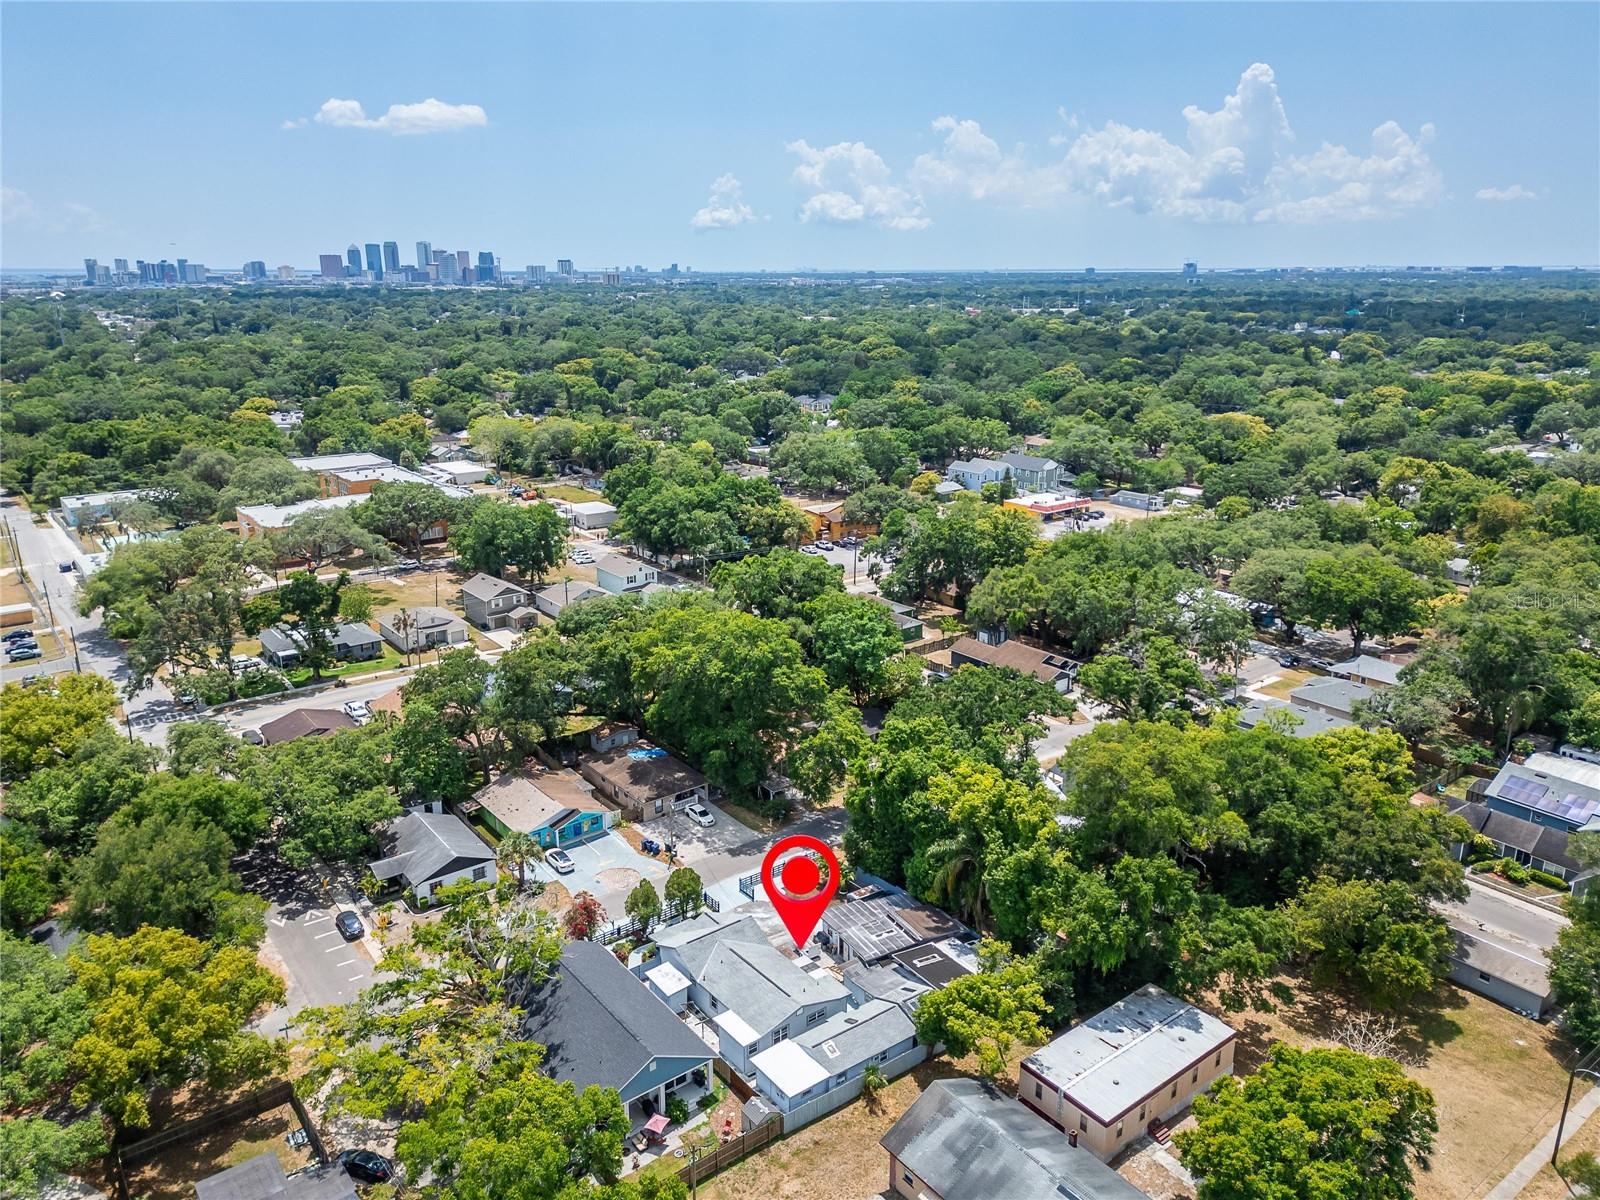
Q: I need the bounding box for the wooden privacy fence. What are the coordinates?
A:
[108,1080,324,1200]
[712,1056,755,1103]
[674,1117,782,1187]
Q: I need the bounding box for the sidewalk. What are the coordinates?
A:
[1484,1083,1600,1199]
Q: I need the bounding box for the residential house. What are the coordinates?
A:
[567,500,618,529]
[882,1079,1152,1200]
[1287,676,1375,721]
[258,708,358,746]
[1328,655,1404,688]
[842,961,932,1016]
[932,480,965,500]
[947,636,1077,692]
[521,940,713,1124]
[997,452,1062,493]
[1447,557,1477,587]
[460,572,532,631]
[802,500,876,544]
[368,806,497,903]
[235,493,367,541]
[257,622,382,670]
[1480,751,1600,834]
[1235,697,1352,738]
[1446,795,1596,892]
[1019,984,1236,1162]
[377,606,470,653]
[750,999,922,1125]
[945,458,1009,492]
[815,882,969,966]
[468,768,614,848]
[1445,917,1554,1018]
[579,743,708,821]
[195,1152,358,1200]
[873,598,924,641]
[797,393,836,414]
[890,939,978,988]
[651,915,850,1074]
[593,554,660,594]
[532,579,610,621]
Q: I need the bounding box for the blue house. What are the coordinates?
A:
[1483,752,1600,833]
[522,940,713,1123]
[469,768,614,848]
[749,999,921,1120]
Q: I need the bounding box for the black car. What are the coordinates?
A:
[1,629,33,643]
[57,561,74,573]
[335,1149,393,1185]
[334,911,364,941]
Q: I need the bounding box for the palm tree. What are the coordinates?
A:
[860,1064,888,1110]
[497,832,543,890]
[924,833,986,930]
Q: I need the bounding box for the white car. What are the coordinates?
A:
[684,802,715,827]
[230,655,265,672]
[571,548,595,564]
[342,700,373,724]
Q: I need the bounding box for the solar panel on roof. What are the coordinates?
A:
[1499,775,1550,805]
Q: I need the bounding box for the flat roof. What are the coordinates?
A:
[289,452,392,473]
[1024,985,1235,1123]
[645,961,692,995]
[569,500,617,515]
[237,493,367,529]
[751,1038,829,1094]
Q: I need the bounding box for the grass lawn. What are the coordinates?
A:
[1205,980,1589,1200]
[365,569,465,613]
[284,649,404,688]
[1256,668,1313,699]
[536,484,604,502]
[693,1045,1039,1200]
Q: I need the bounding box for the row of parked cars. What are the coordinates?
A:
[4,627,43,663]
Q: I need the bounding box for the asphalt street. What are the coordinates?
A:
[1440,877,1568,953]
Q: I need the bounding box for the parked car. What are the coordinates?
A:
[342,700,372,724]
[335,911,365,941]
[19,673,42,686]
[546,848,576,874]
[1,629,34,643]
[1275,653,1302,668]
[57,561,74,573]
[1087,510,1106,519]
[816,539,835,551]
[242,728,265,745]
[571,548,594,564]
[174,692,200,709]
[684,802,716,827]
[799,544,821,555]
[335,1150,394,1186]
[230,654,264,672]
[7,646,42,662]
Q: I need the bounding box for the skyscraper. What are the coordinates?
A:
[319,254,346,279]
[83,259,98,284]
[243,261,268,280]
[476,251,497,282]
[346,244,361,275]
[383,241,400,274]
[1182,261,1198,278]
[437,254,460,284]
[416,241,432,272]
[455,249,470,274]
[557,259,574,276]
[527,264,546,284]
[364,243,383,280]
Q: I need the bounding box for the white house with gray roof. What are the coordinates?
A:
[368,807,497,903]
[377,605,469,653]
[593,554,659,594]
[749,998,921,1123]
[652,915,850,1074]
[459,572,531,630]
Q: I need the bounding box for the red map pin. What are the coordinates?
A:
[761,834,841,950]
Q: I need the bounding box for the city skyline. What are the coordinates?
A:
[3,3,1598,270]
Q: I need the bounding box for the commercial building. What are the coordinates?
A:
[318,253,345,278]
[345,244,361,275]
[415,241,433,273]
[1019,985,1236,1162]
[566,500,618,529]
[382,241,400,274]
[235,494,367,540]
[58,488,147,528]
[363,243,383,279]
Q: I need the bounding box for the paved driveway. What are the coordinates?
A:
[531,830,674,912]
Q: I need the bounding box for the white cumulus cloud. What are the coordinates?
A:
[1475,183,1539,202]
[690,174,758,229]
[286,97,488,136]
[888,63,1440,225]
[786,139,930,230]
[2,187,109,233]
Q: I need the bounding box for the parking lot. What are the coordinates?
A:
[236,850,378,1038]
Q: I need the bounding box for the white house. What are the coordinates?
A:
[593,554,660,594]
[568,500,618,530]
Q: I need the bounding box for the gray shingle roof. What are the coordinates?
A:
[683,922,849,1035]
[1288,675,1375,717]
[520,940,711,1098]
[369,808,494,887]
[999,451,1059,473]
[882,1079,1150,1200]
[1235,698,1352,737]
[333,621,382,647]
[460,572,527,602]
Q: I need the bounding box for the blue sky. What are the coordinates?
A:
[3,2,1596,270]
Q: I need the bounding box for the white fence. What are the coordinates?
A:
[780,1044,928,1132]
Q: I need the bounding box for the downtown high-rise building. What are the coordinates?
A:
[319,254,347,279]
[527,264,546,284]
[242,261,268,280]
[437,254,460,284]
[415,241,432,272]
[364,243,383,279]
[382,241,400,274]
[476,251,497,282]
[83,258,98,284]
[346,244,361,275]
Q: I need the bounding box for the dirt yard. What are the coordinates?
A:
[1205,981,1589,1200]
[117,1105,314,1200]
[695,1045,1037,1200]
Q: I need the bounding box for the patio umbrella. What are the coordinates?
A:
[645,1114,671,1136]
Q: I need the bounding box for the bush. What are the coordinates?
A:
[665,1095,690,1125]
[1528,868,1570,891]
[1497,858,1531,886]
